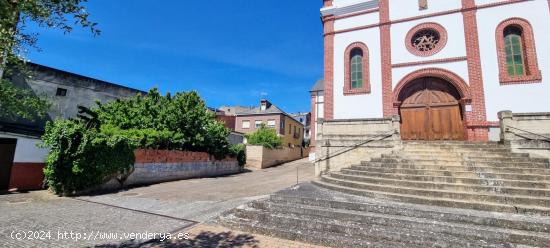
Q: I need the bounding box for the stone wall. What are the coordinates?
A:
[245,145,304,169]
[104,150,240,189]
[499,111,550,158]
[314,116,401,176]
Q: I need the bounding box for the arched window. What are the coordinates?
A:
[344,42,370,95]
[496,18,541,84]
[503,26,525,76]
[350,48,363,89]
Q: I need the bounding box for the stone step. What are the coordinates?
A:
[356,163,550,174]
[269,194,550,233]
[388,152,531,159]
[349,166,550,181]
[363,159,550,169]
[219,215,377,248]
[225,210,440,247]
[228,206,513,247]
[402,147,513,153]
[320,176,550,207]
[402,144,505,150]
[340,169,550,189]
[312,180,550,216]
[375,156,549,164]
[329,172,550,197]
[250,201,550,247]
[364,160,550,169]
[403,141,502,146]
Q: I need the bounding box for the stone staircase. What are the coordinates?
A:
[218,141,550,247]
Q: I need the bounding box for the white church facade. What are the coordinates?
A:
[311,0,549,144]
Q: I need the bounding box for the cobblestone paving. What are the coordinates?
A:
[0,159,317,247]
[79,158,315,222]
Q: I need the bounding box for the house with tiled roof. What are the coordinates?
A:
[235,99,304,147]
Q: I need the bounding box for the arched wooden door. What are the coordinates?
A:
[399,78,465,140]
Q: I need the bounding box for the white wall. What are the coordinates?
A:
[392,61,470,90]
[390,13,467,64]
[327,0,549,121]
[334,12,379,31]
[476,0,550,120]
[0,133,48,163]
[389,0,462,21]
[333,27,383,119]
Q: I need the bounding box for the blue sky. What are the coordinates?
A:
[25,0,324,113]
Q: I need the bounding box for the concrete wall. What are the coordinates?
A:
[315,117,401,176]
[245,145,304,169]
[103,150,241,190]
[0,133,48,190]
[499,111,550,158]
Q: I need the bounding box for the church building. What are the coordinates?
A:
[311,0,549,144]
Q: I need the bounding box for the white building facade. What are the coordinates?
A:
[315,0,549,141]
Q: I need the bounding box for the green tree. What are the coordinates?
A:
[96,88,231,159]
[246,125,283,149]
[0,0,99,120]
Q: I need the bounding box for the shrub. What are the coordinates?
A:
[41,120,135,195]
[40,88,235,194]
[96,88,230,158]
[229,144,246,167]
[246,125,282,149]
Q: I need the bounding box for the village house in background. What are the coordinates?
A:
[0,63,144,191]
[234,99,304,147]
[290,112,311,143]
[309,79,324,159]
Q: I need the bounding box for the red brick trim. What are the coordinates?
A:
[335,8,379,20]
[134,149,235,163]
[9,163,45,190]
[405,22,448,57]
[466,121,500,128]
[330,0,532,35]
[462,0,488,141]
[380,0,394,117]
[343,42,371,95]
[393,68,471,106]
[310,93,316,146]
[392,56,467,68]
[323,15,335,120]
[495,18,542,85]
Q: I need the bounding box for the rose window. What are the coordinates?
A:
[411,29,441,52]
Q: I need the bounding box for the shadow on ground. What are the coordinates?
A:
[95,231,259,248]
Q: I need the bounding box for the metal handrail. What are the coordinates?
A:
[506,125,550,143]
[315,131,396,163]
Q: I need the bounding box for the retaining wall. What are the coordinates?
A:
[499,111,550,158]
[314,117,401,176]
[245,146,304,169]
[101,149,240,190]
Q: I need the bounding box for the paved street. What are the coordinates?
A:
[0,159,317,247]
